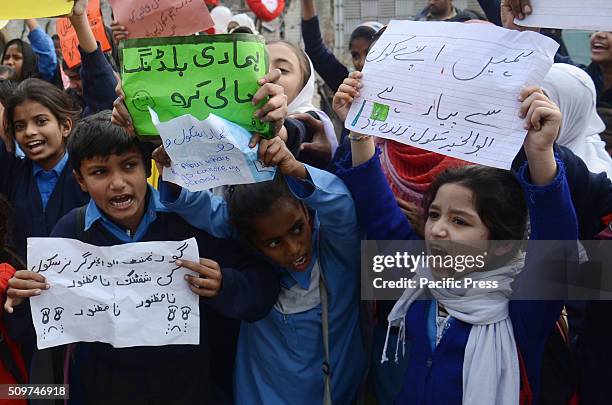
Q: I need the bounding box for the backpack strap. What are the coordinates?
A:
[320,268,332,405]
[318,229,332,405]
[74,205,89,243]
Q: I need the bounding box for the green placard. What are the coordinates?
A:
[120,34,272,137]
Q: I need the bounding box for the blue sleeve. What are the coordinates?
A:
[517,159,578,241]
[302,16,350,92]
[27,27,57,82]
[285,164,360,240]
[159,182,236,239]
[204,237,279,322]
[80,44,118,116]
[477,0,502,26]
[510,159,578,358]
[513,144,612,239]
[334,150,419,240]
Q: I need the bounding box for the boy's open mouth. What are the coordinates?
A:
[109,194,134,209]
[292,254,310,271]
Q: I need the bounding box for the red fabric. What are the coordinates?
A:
[204,0,219,6]
[0,263,28,402]
[246,0,285,21]
[383,141,471,203]
[518,348,533,405]
[596,213,612,239]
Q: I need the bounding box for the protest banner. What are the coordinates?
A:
[345,20,559,169]
[121,34,272,138]
[516,0,612,31]
[56,0,112,69]
[108,0,214,39]
[28,237,200,349]
[0,0,72,19]
[151,109,275,191]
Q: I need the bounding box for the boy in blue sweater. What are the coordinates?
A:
[5,111,279,404]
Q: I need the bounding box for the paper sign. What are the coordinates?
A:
[121,34,271,137]
[345,21,559,169]
[151,109,276,191]
[109,0,214,39]
[515,0,612,31]
[56,0,112,69]
[0,0,72,19]
[28,237,200,349]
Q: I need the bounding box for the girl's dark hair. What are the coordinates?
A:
[268,40,311,90]
[0,31,6,56]
[366,26,388,55]
[68,110,152,177]
[2,38,38,81]
[422,165,528,241]
[0,79,17,104]
[349,25,378,49]
[3,78,81,141]
[226,173,300,236]
[231,26,255,34]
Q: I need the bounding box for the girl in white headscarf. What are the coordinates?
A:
[267,41,339,168]
[228,13,258,34]
[542,63,612,179]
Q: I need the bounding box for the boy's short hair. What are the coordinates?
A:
[68,110,152,177]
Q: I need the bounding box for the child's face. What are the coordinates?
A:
[350,37,370,72]
[425,183,491,279]
[268,42,304,105]
[249,199,313,272]
[75,149,148,233]
[13,100,72,171]
[3,44,23,78]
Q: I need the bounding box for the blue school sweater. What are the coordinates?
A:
[335,152,579,404]
[0,144,89,262]
[78,44,118,116]
[48,186,279,404]
[512,144,612,240]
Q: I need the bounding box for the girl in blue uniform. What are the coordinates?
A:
[332,72,579,404]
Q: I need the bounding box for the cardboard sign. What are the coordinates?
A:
[121,34,272,137]
[56,0,112,69]
[0,0,72,19]
[109,0,214,39]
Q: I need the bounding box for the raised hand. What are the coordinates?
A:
[333,71,363,122]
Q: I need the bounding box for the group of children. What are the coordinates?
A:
[0,0,610,404]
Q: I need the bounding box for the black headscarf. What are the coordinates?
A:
[2,38,39,81]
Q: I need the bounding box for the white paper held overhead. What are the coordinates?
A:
[515,0,612,31]
[345,20,559,169]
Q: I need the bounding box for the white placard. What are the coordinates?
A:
[345,20,559,169]
[151,109,276,192]
[28,237,200,349]
[516,0,612,31]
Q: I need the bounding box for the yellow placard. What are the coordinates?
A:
[0,0,73,19]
